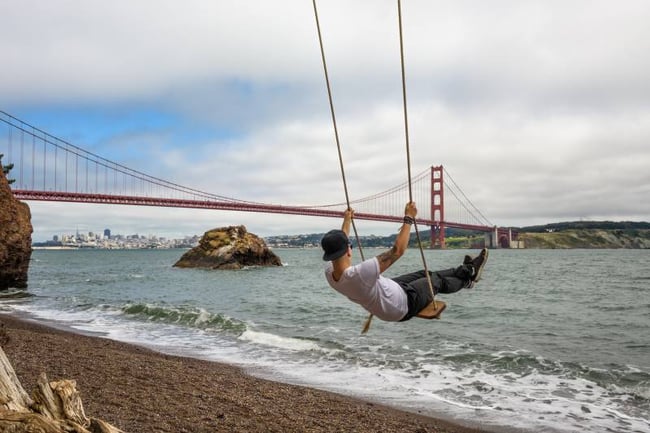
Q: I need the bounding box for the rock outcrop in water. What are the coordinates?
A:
[0,158,33,290]
[173,225,282,270]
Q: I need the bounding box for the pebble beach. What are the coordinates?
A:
[1,313,493,433]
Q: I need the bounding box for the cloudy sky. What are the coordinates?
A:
[2,0,649,242]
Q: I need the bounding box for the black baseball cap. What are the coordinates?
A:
[321,229,350,261]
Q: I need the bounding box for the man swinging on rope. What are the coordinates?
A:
[321,202,488,322]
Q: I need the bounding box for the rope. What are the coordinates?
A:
[313,0,437,334]
[313,0,373,334]
[398,0,438,308]
[312,0,364,261]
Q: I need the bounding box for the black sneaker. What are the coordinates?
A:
[471,248,488,283]
[462,255,474,288]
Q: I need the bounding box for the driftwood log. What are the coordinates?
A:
[0,345,124,433]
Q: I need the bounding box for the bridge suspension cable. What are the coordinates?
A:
[2,109,495,234]
[443,167,493,227]
[0,110,258,205]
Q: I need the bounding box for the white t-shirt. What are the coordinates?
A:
[325,257,408,322]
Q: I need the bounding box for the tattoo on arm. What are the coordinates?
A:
[377,246,400,272]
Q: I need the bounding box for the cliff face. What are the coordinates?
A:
[174,225,282,270]
[0,167,33,290]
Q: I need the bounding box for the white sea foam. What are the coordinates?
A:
[239,330,320,352]
[7,248,650,433]
[8,300,650,433]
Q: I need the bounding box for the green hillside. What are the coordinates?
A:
[518,229,650,249]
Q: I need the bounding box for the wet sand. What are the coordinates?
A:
[1,313,495,433]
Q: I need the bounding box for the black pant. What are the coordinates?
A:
[393,264,473,321]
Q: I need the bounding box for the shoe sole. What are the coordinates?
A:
[473,248,489,283]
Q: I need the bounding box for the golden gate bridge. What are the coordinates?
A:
[1,110,516,248]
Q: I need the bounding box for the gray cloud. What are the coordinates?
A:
[2,0,649,240]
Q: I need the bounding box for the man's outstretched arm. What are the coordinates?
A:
[376,202,416,273]
[341,208,353,236]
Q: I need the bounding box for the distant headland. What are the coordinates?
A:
[31,221,650,250]
[265,221,650,249]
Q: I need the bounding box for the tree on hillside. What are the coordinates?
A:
[0,153,15,184]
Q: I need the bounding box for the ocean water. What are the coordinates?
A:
[1,248,649,433]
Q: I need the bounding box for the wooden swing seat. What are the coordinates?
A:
[416,300,446,320]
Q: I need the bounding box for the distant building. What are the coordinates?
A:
[104,228,111,239]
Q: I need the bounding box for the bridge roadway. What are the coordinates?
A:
[14,189,496,234]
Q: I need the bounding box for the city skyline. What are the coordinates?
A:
[34,227,201,249]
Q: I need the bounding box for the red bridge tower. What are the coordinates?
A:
[430,165,445,249]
